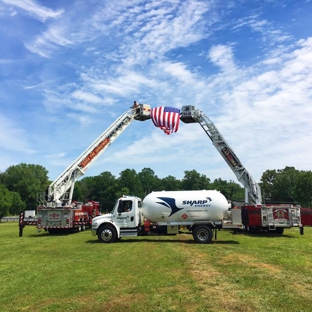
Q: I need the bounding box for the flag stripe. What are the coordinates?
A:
[150,107,180,135]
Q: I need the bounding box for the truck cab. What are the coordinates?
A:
[91,195,142,242]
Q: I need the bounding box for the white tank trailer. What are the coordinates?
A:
[142,190,230,223]
[91,190,239,244]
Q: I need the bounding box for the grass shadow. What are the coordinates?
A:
[85,238,240,244]
[246,233,296,238]
[230,230,296,238]
[25,231,80,238]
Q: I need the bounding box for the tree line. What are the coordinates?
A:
[0,163,311,217]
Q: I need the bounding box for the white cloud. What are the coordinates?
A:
[24,24,73,58]
[208,38,312,179]
[98,0,211,66]
[208,44,237,72]
[71,90,103,104]
[159,61,198,85]
[232,14,292,44]
[2,0,63,22]
[0,114,36,153]
[80,71,159,97]
[44,152,66,159]
[65,113,95,126]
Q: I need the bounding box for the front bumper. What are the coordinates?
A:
[91,228,97,236]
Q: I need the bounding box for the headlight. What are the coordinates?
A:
[92,222,97,228]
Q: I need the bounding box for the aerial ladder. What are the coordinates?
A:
[45,102,151,207]
[180,105,262,205]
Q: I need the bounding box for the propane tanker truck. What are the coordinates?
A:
[91,190,242,244]
[90,104,304,243]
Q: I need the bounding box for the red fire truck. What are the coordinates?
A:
[180,105,308,234]
[19,103,151,236]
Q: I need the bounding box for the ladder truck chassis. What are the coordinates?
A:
[19,103,151,237]
[179,105,304,235]
[19,201,101,236]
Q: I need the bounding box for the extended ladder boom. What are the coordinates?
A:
[46,103,151,207]
[180,105,262,205]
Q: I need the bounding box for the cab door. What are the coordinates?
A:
[116,200,136,229]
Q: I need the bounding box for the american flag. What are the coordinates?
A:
[150,107,181,135]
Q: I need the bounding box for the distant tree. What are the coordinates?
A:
[92,172,119,210]
[260,167,312,206]
[270,167,299,203]
[211,178,244,201]
[0,171,5,184]
[9,192,26,215]
[118,169,144,198]
[211,178,228,195]
[1,163,49,209]
[115,187,130,200]
[229,184,245,201]
[260,169,278,202]
[72,181,83,202]
[0,184,12,217]
[294,171,312,207]
[181,170,211,190]
[138,168,161,195]
[74,176,97,203]
[159,175,182,191]
[74,172,119,211]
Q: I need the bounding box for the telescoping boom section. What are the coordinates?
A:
[180,105,262,205]
[45,103,151,207]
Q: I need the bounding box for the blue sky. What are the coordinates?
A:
[1,0,311,186]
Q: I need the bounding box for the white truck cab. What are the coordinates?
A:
[91,195,142,243]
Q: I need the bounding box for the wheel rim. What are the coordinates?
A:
[100,228,113,242]
[197,228,209,241]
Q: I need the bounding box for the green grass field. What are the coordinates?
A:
[1,223,312,312]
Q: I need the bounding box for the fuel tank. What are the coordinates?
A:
[142,190,230,222]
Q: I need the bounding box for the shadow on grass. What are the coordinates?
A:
[85,238,240,245]
[230,230,296,239]
[25,231,81,238]
[246,233,296,239]
[26,233,71,238]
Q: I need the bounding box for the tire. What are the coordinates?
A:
[192,225,213,244]
[97,225,117,243]
[81,225,86,231]
[275,227,284,235]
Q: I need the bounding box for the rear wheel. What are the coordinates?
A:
[98,225,117,243]
[193,225,213,244]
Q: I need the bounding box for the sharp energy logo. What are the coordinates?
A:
[182,197,212,207]
[156,197,183,217]
[156,196,212,216]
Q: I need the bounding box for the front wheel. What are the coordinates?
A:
[193,225,213,244]
[97,225,117,243]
